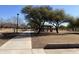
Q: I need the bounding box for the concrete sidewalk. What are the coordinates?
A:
[0,31,45,54]
[0,31,32,54]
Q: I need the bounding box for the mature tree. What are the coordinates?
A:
[0,18,4,29]
[21,5,52,33]
[75,18,79,29]
[67,16,77,31]
[68,18,79,31]
[48,9,67,33]
[21,6,72,34]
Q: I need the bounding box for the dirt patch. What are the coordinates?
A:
[32,32,79,49]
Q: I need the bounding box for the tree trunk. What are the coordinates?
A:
[75,27,76,31]
[14,27,16,33]
[72,28,74,31]
[37,27,41,34]
[56,26,59,34]
[37,21,45,34]
[50,26,52,32]
[55,20,59,34]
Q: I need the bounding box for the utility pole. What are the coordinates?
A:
[16,13,19,33]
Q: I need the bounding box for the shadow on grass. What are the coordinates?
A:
[44,44,79,49]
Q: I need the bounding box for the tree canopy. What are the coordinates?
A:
[21,6,53,33]
[21,5,79,33]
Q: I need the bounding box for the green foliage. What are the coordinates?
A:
[59,25,67,30]
[48,9,67,33]
[53,9,65,21]
[21,6,52,33]
[21,5,79,33]
[67,17,79,31]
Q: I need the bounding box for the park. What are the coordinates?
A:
[0,5,79,53]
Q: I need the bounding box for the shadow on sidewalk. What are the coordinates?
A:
[44,44,79,49]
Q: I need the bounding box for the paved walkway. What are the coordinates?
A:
[0,31,45,54]
[0,31,31,53]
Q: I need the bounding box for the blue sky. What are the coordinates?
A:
[0,5,23,18]
[0,5,26,24]
[51,5,79,18]
[0,5,79,18]
[0,5,79,25]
